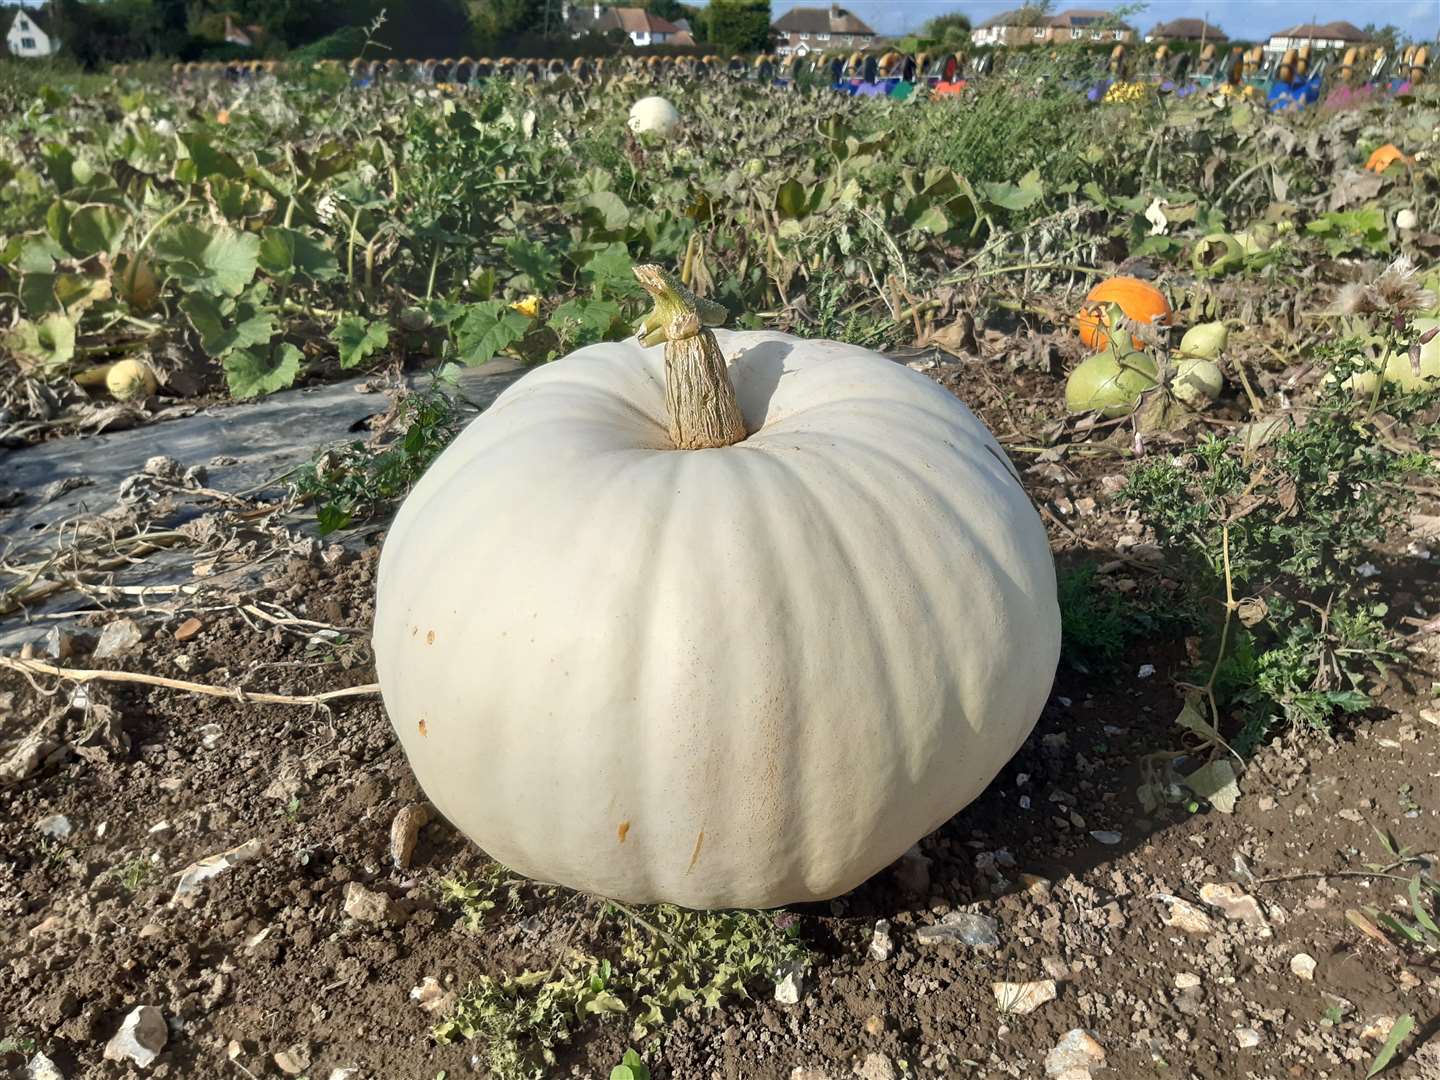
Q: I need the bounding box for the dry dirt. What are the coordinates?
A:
[3,355,1440,1080]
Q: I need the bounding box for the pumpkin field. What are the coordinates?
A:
[3,55,1440,1080]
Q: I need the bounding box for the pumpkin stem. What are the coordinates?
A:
[633,264,747,450]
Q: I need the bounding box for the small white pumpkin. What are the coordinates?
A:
[374,270,1059,909]
[627,95,681,138]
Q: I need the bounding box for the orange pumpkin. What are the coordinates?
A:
[1365,144,1410,172]
[216,109,231,125]
[1076,277,1173,350]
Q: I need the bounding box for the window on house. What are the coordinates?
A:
[1032,27,1045,39]
[817,32,829,41]
[1090,29,1100,39]
[1071,28,1082,39]
[21,36,36,48]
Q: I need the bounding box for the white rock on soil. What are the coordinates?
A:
[1174,972,1201,990]
[1235,1027,1263,1048]
[328,1071,361,1080]
[774,961,808,1005]
[103,1005,168,1068]
[1044,1029,1105,1078]
[868,919,894,961]
[410,976,456,1014]
[26,1052,66,1080]
[992,979,1057,1015]
[1199,882,1267,926]
[343,882,400,924]
[93,618,144,659]
[855,1053,897,1080]
[170,839,263,904]
[36,814,73,839]
[274,1043,313,1075]
[915,911,999,948]
[1089,830,1122,846]
[389,804,431,869]
[1156,895,1213,934]
[1290,953,1317,980]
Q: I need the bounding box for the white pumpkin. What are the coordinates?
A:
[374,291,1058,909]
[627,95,681,138]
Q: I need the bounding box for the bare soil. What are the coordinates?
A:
[4,356,1440,1080]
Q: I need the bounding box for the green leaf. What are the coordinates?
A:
[1409,875,1439,935]
[257,226,339,281]
[455,301,530,366]
[1366,1013,1414,1078]
[181,293,275,357]
[45,200,72,250]
[224,343,303,399]
[981,168,1045,212]
[579,190,631,231]
[503,237,561,292]
[580,243,643,299]
[153,224,260,296]
[775,179,809,220]
[68,205,126,257]
[5,314,76,372]
[179,133,243,180]
[331,315,391,369]
[911,205,949,234]
[208,177,266,222]
[550,298,620,340]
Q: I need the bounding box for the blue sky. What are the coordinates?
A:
[773,0,1440,41]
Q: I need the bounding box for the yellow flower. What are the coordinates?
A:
[510,295,540,318]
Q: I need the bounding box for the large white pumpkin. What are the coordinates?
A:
[374,326,1059,909]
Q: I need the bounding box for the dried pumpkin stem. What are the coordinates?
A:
[632,264,746,450]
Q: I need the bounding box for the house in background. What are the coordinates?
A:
[1264,20,1369,54]
[6,5,60,57]
[772,5,876,57]
[971,8,1134,47]
[567,3,691,46]
[1144,18,1227,45]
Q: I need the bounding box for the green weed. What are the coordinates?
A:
[289,388,460,534]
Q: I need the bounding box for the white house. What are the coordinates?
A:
[6,6,60,58]
[1263,20,1368,54]
[566,3,691,46]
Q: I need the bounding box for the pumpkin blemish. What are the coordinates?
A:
[617,820,631,843]
[686,829,705,872]
[426,630,436,645]
[418,718,428,736]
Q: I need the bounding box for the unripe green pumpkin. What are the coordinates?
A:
[1178,322,1228,360]
[1339,318,1440,396]
[1173,357,1224,409]
[1065,348,1159,418]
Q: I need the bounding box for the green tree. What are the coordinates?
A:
[703,0,770,54]
[1361,24,1402,53]
[647,0,683,23]
[920,11,970,49]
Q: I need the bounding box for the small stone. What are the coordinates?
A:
[42,628,80,660]
[1199,882,1267,926]
[1174,972,1201,990]
[173,655,194,673]
[1361,1017,1395,1042]
[868,919,894,961]
[992,979,1057,1015]
[863,1014,885,1036]
[1290,953,1317,981]
[328,1071,361,1080]
[1045,1029,1105,1078]
[389,804,431,870]
[791,1070,833,1080]
[273,1043,312,1076]
[198,723,223,749]
[37,814,73,839]
[893,845,932,895]
[103,1005,168,1068]
[1020,873,1052,899]
[409,976,456,1014]
[93,618,144,660]
[1337,808,1363,823]
[1234,1027,1262,1048]
[343,882,400,924]
[171,839,263,904]
[1157,896,1213,934]
[774,961,807,1006]
[1089,830,1122,846]
[915,911,999,948]
[1041,957,1072,980]
[26,1052,65,1080]
[855,1052,896,1080]
[1257,796,1277,811]
[174,618,203,642]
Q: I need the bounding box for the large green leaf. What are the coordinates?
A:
[503,237,561,292]
[153,224,260,296]
[68,205,126,257]
[257,226,339,281]
[178,134,243,181]
[224,343,304,399]
[331,315,391,369]
[580,243,643,299]
[579,191,631,232]
[6,314,76,373]
[775,179,810,220]
[455,301,530,366]
[181,293,275,357]
[981,168,1045,212]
